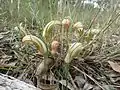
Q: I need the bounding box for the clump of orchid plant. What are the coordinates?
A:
[19,17,100,76]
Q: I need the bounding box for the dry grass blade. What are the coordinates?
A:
[73,66,105,90]
[68,72,77,89]
[88,7,101,29]
[102,13,120,33]
[88,0,105,29]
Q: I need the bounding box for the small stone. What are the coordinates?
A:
[5,86,12,90]
[0,86,6,90]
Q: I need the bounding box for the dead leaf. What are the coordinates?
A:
[59,80,74,90]
[7,61,17,66]
[74,76,86,88]
[0,34,4,39]
[83,82,93,90]
[102,85,115,90]
[108,61,120,73]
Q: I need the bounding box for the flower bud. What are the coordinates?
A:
[51,41,60,55]
[62,19,71,30]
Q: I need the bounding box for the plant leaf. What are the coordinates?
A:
[22,35,47,55]
[65,43,83,63]
[42,20,61,42]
